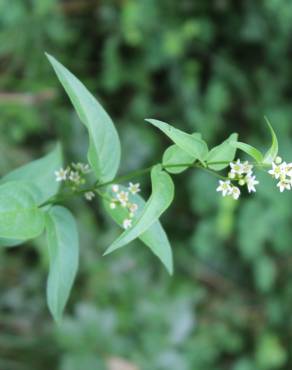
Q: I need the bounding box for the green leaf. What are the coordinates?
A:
[1,144,62,204]
[103,185,173,274]
[206,133,238,170]
[104,165,174,272]
[162,134,202,174]
[45,206,79,322]
[263,117,278,164]
[0,238,24,248]
[46,53,121,182]
[145,119,208,161]
[230,141,264,163]
[0,181,45,239]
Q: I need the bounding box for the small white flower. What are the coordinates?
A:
[128,203,138,217]
[242,161,253,175]
[112,184,119,193]
[55,168,68,182]
[230,159,244,175]
[128,203,138,212]
[230,186,241,200]
[268,162,285,179]
[216,180,232,197]
[72,162,91,174]
[128,182,141,194]
[246,174,259,193]
[123,218,132,229]
[84,191,95,201]
[110,202,116,209]
[116,191,129,207]
[69,171,81,184]
[286,163,292,176]
[277,180,291,192]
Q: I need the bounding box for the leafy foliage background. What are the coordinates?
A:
[1,0,292,369]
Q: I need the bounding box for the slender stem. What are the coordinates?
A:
[39,159,264,208]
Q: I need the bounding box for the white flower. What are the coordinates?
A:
[246,174,259,193]
[110,202,116,209]
[55,168,68,182]
[128,182,141,194]
[128,203,138,217]
[69,171,81,184]
[84,191,95,201]
[116,191,129,207]
[277,180,291,192]
[112,184,119,193]
[228,172,236,179]
[268,162,285,179]
[230,186,241,200]
[242,161,253,174]
[72,162,91,174]
[285,162,292,177]
[128,203,138,213]
[230,159,244,175]
[123,218,132,229]
[216,180,232,197]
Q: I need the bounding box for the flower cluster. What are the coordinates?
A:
[216,159,259,200]
[55,162,94,200]
[110,182,141,229]
[268,157,292,192]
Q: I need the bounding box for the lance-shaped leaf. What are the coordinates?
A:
[104,165,174,268]
[0,181,45,239]
[145,119,208,162]
[263,117,278,164]
[46,53,121,182]
[1,144,62,204]
[103,185,173,274]
[162,133,202,174]
[230,141,263,163]
[206,133,238,170]
[46,206,79,322]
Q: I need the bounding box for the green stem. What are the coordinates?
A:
[39,159,263,208]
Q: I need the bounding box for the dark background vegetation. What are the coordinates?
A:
[1,1,292,369]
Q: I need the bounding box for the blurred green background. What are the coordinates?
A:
[1,1,292,369]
